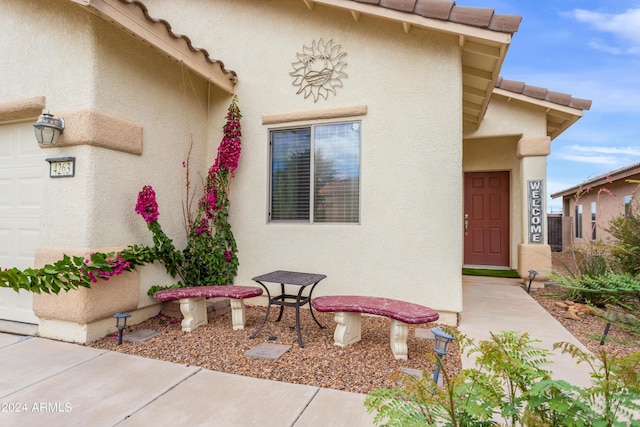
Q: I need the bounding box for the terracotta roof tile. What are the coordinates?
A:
[380,0,418,13]
[496,77,592,111]
[414,0,454,20]
[449,6,494,28]
[487,14,522,33]
[521,85,547,100]
[569,98,592,110]
[544,91,572,106]
[350,0,520,33]
[499,79,525,93]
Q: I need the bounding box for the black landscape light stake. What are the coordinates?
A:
[113,312,131,345]
[600,322,612,346]
[431,326,453,385]
[526,270,538,293]
[600,306,618,346]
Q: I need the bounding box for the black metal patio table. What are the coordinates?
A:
[249,270,327,347]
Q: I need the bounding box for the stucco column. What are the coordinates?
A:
[517,137,552,282]
[32,109,155,344]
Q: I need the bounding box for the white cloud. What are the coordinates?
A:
[558,154,620,165]
[570,8,640,54]
[587,39,625,55]
[566,145,640,156]
[552,145,640,167]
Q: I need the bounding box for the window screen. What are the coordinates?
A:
[270,122,360,223]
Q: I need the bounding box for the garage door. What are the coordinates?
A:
[0,122,42,324]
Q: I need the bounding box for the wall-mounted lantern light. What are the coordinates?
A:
[33,112,65,145]
[431,326,454,385]
[113,312,131,345]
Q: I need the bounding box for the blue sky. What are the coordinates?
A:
[462,1,640,212]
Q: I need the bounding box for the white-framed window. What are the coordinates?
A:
[591,201,596,240]
[575,204,583,238]
[269,121,361,223]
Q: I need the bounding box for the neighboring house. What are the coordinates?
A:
[551,162,640,250]
[0,0,591,343]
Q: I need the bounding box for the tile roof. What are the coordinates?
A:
[493,77,592,140]
[350,0,521,33]
[73,0,237,93]
[551,162,640,199]
[495,77,592,111]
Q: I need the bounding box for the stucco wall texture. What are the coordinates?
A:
[1,0,560,341]
[146,0,464,318]
[1,0,231,340]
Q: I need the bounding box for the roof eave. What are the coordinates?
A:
[493,88,585,140]
[306,0,514,130]
[309,0,515,43]
[71,0,237,94]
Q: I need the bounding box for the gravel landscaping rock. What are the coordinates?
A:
[530,285,639,359]
[89,305,458,395]
[89,269,639,395]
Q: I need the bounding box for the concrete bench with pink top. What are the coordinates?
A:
[311,295,440,360]
[153,285,263,332]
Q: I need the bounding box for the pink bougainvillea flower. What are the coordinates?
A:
[212,101,242,174]
[135,185,159,224]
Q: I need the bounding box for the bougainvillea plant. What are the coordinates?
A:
[181,95,242,286]
[0,247,155,294]
[134,184,185,281]
[135,95,242,290]
[0,96,242,294]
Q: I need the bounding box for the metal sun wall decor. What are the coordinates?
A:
[290,38,348,102]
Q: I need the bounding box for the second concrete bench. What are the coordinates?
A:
[312,295,440,359]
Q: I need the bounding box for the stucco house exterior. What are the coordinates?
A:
[0,0,591,343]
[551,162,640,249]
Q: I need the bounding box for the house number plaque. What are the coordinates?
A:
[46,157,75,178]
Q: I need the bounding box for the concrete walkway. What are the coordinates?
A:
[0,277,595,426]
[459,276,593,387]
[0,333,375,426]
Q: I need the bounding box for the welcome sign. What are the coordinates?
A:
[528,180,544,243]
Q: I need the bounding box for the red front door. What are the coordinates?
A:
[464,171,510,267]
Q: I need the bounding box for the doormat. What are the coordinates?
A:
[244,343,291,360]
[123,329,159,343]
[462,268,520,278]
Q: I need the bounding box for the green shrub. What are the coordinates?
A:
[555,341,640,427]
[549,272,640,311]
[607,199,640,275]
[553,244,612,279]
[364,330,640,427]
